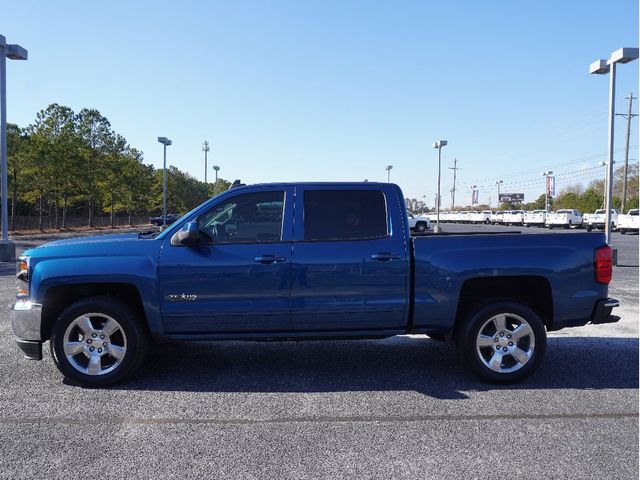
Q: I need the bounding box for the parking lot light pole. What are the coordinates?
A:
[0,35,27,262]
[590,47,639,245]
[202,141,209,185]
[433,140,447,233]
[542,171,553,212]
[157,137,172,229]
[386,165,393,183]
[495,180,503,209]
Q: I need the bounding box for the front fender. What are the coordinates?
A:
[30,256,163,340]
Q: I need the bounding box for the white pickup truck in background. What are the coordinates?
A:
[503,210,526,226]
[407,212,431,233]
[546,209,584,229]
[618,209,639,234]
[583,209,619,231]
[524,210,547,227]
[470,210,493,224]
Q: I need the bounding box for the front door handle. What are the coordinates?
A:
[254,255,287,264]
[370,252,402,262]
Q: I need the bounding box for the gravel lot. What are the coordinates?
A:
[0,225,637,479]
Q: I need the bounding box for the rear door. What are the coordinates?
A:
[290,185,409,332]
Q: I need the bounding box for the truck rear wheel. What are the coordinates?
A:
[50,296,149,387]
[458,301,547,383]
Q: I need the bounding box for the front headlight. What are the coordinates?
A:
[16,256,29,298]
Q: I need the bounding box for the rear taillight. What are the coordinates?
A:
[595,246,613,284]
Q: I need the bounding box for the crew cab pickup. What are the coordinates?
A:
[11,182,619,387]
[546,209,583,229]
[523,210,547,227]
[584,209,619,231]
[407,212,430,233]
[618,209,639,234]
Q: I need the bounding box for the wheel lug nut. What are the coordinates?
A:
[507,335,512,339]
[92,333,97,338]
[500,333,504,337]
[86,339,92,344]
[98,348,103,353]
[496,346,500,350]
[89,346,95,352]
[509,342,513,346]
[100,334,105,339]
[502,347,508,352]
[494,338,499,342]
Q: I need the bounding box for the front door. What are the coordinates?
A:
[159,188,294,334]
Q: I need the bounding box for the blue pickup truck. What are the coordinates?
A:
[11,182,619,386]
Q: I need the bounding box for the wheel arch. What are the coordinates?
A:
[41,283,151,341]
[454,275,553,337]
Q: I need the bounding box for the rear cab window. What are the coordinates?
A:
[303,190,388,241]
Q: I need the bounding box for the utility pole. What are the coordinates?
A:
[616,93,637,213]
[449,158,459,209]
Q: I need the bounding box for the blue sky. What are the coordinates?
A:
[3,0,638,207]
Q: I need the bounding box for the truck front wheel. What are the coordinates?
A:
[458,301,547,383]
[50,296,149,387]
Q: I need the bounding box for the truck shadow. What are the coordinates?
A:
[123,336,638,399]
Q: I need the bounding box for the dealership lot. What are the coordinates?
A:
[0,226,637,479]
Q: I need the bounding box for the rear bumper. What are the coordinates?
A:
[551,298,620,330]
[590,298,620,324]
[11,300,43,361]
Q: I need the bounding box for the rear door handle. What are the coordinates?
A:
[254,255,287,264]
[370,252,402,262]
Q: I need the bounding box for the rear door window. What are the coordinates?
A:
[303,190,388,241]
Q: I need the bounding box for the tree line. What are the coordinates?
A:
[6,103,230,231]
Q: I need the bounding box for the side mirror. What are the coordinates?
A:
[170,221,201,246]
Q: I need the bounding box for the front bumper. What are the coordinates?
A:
[11,300,43,360]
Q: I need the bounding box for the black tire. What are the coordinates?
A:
[457,300,547,384]
[620,228,627,235]
[586,225,592,232]
[548,225,553,229]
[415,222,427,233]
[484,219,490,224]
[50,296,150,387]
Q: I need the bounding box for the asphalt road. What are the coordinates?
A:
[0,225,637,479]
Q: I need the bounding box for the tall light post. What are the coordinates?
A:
[202,141,210,185]
[157,137,172,228]
[590,47,639,245]
[0,35,27,261]
[495,180,503,209]
[542,170,553,212]
[386,165,393,183]
[213,165,220,183]
[433,140,448,233]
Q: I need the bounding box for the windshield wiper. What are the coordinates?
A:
[138,231,159,239]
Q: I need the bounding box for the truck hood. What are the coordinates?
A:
[22,233,162,260]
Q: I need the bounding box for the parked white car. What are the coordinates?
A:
[618,209,639,234]
[470,210,493,224]
[407,212,431,233]
[523,210,547,227]
[503,210,526,226]
[583,209,619,231]
[546,209,583,229]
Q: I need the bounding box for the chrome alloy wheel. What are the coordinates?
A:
[63,313,128,376]
[475,313,535,374]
